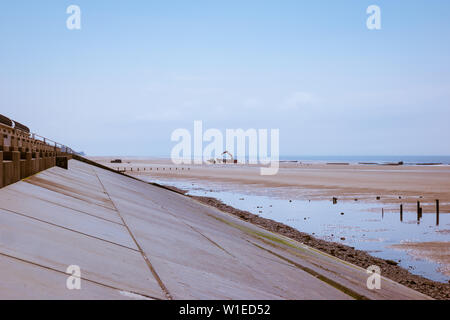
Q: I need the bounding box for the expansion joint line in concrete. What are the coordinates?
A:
[247,239,370,301]
[0,251,161,300]
[11,191,125,226]
[91,168,173,300]
[24,179,119,212]
[153,202,235,258]
[0,206,139,252]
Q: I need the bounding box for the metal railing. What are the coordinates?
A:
[31,133,76,154]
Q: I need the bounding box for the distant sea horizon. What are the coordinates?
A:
[95,155,450,165]
[279,155,450,165]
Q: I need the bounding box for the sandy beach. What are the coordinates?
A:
[92,157,450,213]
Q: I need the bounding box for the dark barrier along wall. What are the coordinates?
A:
[0,121,74,188]
[13,121,30,133]
[0,114,13,127]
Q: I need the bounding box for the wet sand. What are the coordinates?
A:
[392,242,450,277]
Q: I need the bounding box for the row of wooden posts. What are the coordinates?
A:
[405,200,440,225]
[380,200,440,225]
[333,196,441,226]
[395,200,440,225]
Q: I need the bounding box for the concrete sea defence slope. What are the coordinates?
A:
[0,159,432,299]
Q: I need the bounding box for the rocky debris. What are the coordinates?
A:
[386,259,399,266]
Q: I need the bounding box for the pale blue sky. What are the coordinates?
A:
[1,1,449,156]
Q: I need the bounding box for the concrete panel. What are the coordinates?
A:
[6,181,123,224]
[25,171,116,211]
[0,188,137,250]
[0,254,151,300]
[0,209,166,299]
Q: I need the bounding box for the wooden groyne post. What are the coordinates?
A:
[417,201,422,222]
[400,204,403,222]
[436,199,440,226]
